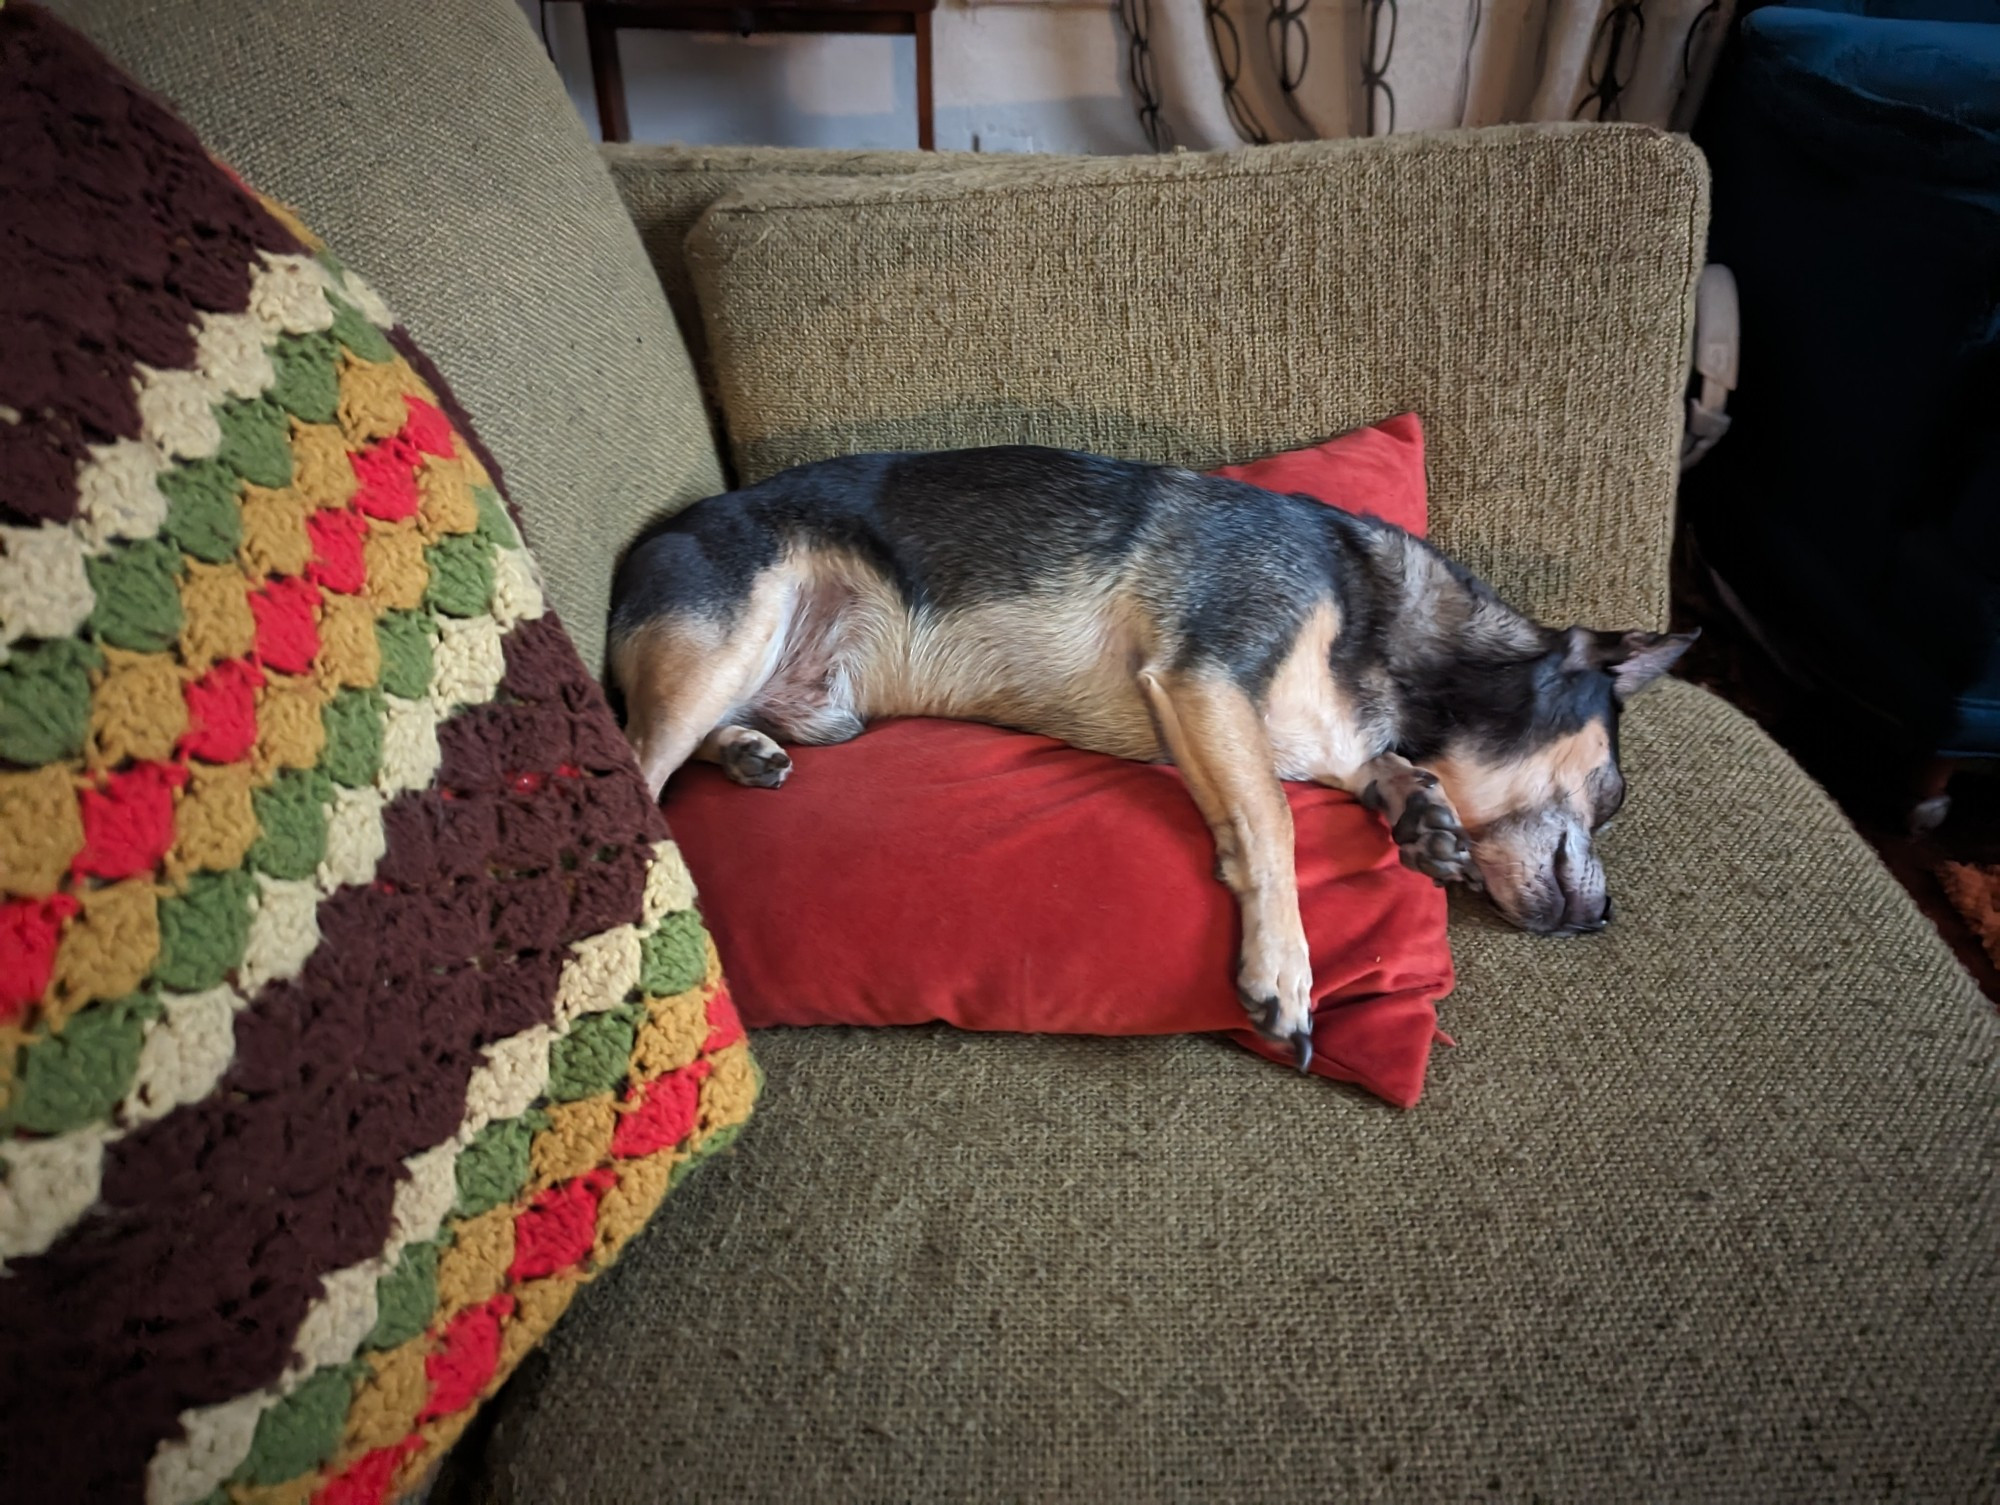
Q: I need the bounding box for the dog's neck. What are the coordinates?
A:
[1358,528,1554,760]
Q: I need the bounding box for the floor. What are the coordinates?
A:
[1669,537,2000,1005]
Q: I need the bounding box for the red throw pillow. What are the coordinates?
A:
[664,415,1454,1107]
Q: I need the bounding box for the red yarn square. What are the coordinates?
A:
[350,436,421,522]
[701,986,745,1054]
[402,396,456,459]
[180,658,264,763]
[421,1293,516,1422]
[506,1168,614,1281]
[610,1063,706,1158]
[249,575,321,674]
[0,895,79,1023]
[73,761,186,881]
[305,506,368,594]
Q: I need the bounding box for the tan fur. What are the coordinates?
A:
[1431,721,1612,833]
[1138,666,1312,1040]
[860,583,1163,760]
[1261,601,1383,784]
[613,569,792,799]
[664,549,1168,760]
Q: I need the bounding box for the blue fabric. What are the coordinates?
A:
[1686,3,2000,758]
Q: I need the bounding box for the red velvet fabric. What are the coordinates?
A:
[1209,410,1428,536]
[664,416,1455,1107]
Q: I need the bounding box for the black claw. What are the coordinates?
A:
[1292,1030,1314,1073]
[1238,989,1278,1037]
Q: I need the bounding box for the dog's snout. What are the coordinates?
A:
[1552,831,1609,935]
[1472,818,1612,937]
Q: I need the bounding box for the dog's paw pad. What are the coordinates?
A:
[721,737,792,789]
[1392,787,1476,887]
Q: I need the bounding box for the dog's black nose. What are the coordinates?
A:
[1566,895,1610,934]
[1551,832,1609,933]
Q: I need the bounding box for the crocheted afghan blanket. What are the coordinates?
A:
[0,8,756,1501]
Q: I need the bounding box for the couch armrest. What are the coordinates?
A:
[680,126,1708,632]
[50,0,726,679]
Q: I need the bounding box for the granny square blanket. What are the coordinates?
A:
[0,8,756,1501]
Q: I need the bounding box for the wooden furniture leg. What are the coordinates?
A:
[914,8,934,150]
[586,7,632,143]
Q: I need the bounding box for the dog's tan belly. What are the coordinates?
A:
[745,557,1164,760]
[862,595,1164,761]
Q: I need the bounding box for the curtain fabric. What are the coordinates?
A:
[1117,0,1735,150]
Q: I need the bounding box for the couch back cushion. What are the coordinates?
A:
[49,0,726,677]
[604,143,1017,395]
[685,127,1706,631]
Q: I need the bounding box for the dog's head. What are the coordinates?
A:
[1427,627,1694,935]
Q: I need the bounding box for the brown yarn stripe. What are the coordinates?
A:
[0,623,664,1501]
[0,4,304,525]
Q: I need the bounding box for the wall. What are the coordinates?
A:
[519,0,1150,154]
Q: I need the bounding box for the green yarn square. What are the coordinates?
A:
[545,1003,644,1103]
[234,1363,360,1486]
[376,611,436,700]
[269,331,340,424]
[250,770,331,880]
[85,538,183,653]
[320,688,386,788]
[215,397,293,489]
[423,532,495,619]
[640,910,709,997]
[365,1239,441,1351]
[328,293,394,365]
[0,993,159,1135]
[152,870,256,992]
[471,486,517,548]
[670,1121,745,1191]
[159,460,242,563]
[454,1109,547,1218]
[0,638,100,765]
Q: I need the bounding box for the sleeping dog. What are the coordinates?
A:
[610,447,1693,1069]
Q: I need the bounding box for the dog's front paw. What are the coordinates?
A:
[1377,774,1477,889]
[1237,930,1316,1072]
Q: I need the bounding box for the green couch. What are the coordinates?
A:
[55,1,1998,1498]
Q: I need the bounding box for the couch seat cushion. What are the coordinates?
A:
[468,678,1998,1501]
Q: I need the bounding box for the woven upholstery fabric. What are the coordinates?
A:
[686,125,1705,632]
[603,143,1011,402]
[0,11,754,1501]
[50,0,725,678]
[466,678,2000,1502]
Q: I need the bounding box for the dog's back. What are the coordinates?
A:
[609,447,1379,782]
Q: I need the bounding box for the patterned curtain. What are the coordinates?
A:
[1116,0,1734,150]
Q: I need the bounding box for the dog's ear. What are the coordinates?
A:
[1560,627,1699,701]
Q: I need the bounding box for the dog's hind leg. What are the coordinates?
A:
[693,725,792,789]
[610,583,792,802]
[1139,665,1316,1071]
